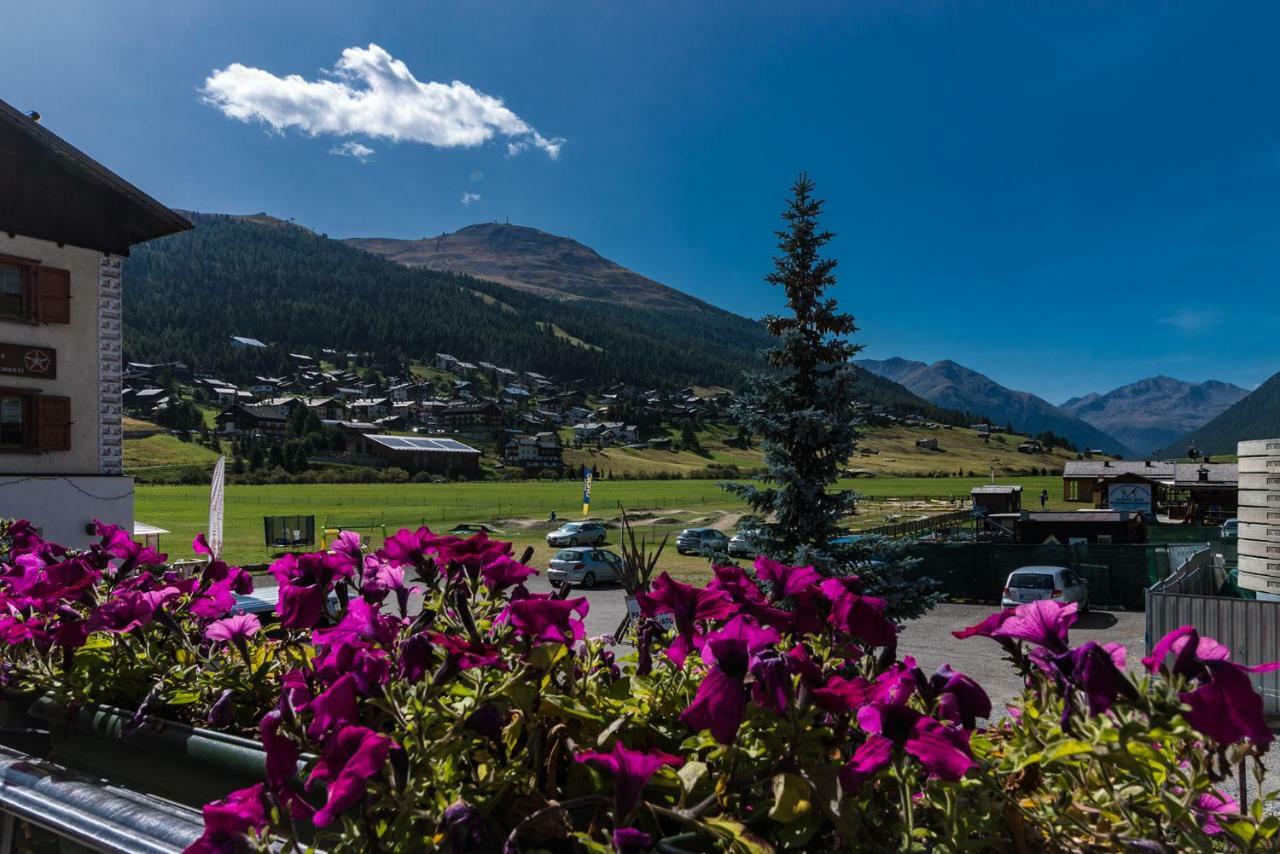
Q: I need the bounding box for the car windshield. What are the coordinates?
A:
[680,529,702,536]
[554,550,584,561]
[560,524,581,532]
[1009,573,1055,590]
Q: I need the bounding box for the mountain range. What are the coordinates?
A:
[1174,370,1280,455]
[125,214,1274,449]
[856,358,1127,453]
[1060,376,1248,456]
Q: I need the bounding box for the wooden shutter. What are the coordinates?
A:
[35,266,71,324]
[37,395,71,451]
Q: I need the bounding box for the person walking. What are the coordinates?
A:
[1040,489,1048,509]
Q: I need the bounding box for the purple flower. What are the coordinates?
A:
[95,522,166,573]
[184,784,269,854]
[207,689,235,729]
[189,577,238,621]
[749,648,792,714]
[820,581,897,648]
[679,616,780,744]
[951,608,1016,640]
[204,613,261,650]
[307,672,361,740]
[1193,790,1238,836]
[754,555,823,600]
[443,800,495,852]
[480,555,538,593]
[1145,626,1280,749]
[928,664,991,730]
[363,563,417,618]
[612,827,654,854]
[990,600,1077,653]
[429,632,507,674]
[307,725,398,828]
[267,552,349,629]
[502,594,589,645]
[1047,641,1135,722]
[313,598,400,649]
[260,710,300,790]
[86,587,180,634]
[843,703,975,790]
[575,740,683,821]
[637,572,737,666]
[812,674,876,714]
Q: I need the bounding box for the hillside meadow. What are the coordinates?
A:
[134,474,1067,573]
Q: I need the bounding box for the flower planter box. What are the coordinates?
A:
[6,695,271,810]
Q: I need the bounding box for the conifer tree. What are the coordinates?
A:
[726,175,861,554]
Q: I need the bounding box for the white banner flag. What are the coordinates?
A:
[208,456,226,559]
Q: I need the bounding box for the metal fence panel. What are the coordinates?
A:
[1147,568,1280,715]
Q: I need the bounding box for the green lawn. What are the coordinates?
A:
[134,475,1064,570]
[124,433,223,470]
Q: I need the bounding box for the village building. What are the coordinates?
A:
[971,484,1022,515]
[215,404,288,439]
[0,99,190,545]
[439,401,505,435]
[358,434,481,476]
[504,431,564,469]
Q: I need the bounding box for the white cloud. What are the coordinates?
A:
[461,192,482,206]
[202,44,564,159]
[1158,309,1222,336]
[329,140,374,161]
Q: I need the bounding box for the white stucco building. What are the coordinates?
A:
[0,98,190,546]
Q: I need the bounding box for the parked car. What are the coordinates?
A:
[1001,565,1089,611]
[547,547,623,588]
[675,528,730,555]
[546,521,608,547]
[1221,518,1239,540]
[728,529,760,558]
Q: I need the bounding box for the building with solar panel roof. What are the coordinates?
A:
[358,433,482,477]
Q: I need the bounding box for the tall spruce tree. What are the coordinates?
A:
[727,176,938,618]
[727,175,862,554]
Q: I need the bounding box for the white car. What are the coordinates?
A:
[1001,565,1089,612]
[547,547,623,588]
[1221,518,1239,540]
[546,521,608,547]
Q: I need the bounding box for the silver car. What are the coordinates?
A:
[675,528,730,555]
[546,521,608,547]
[547,547,623,588]
[1001,565,1089,612]
[728,529,759,558]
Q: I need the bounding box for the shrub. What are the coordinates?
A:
[0,520,1272,853]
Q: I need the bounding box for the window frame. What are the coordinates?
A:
[0,388,34,452]
[0,255,36,324]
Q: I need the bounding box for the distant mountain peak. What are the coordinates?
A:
[856,356,1127,453]
[345,223,709,310]
[1060,375,1248,456]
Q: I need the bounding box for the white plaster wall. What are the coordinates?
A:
[0,475,133,548]
[0,234,102,474]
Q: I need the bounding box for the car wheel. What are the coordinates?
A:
[582,572,597,589]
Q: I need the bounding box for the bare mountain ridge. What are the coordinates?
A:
[345,223,710,310]
[1060,375,1248,456]
[856,357,1128,454]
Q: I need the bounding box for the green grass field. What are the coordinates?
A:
[135,475,1065,574]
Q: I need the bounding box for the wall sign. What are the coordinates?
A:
[0,343,56,379]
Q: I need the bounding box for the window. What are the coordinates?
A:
[0,264,25,318]
[0,256,70,324]
[0,394,24,447]
[0,390,70,453]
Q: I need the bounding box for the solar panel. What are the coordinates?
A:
[432,439,475,451]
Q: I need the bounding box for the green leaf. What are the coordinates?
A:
[677,760,708,795]
[1043,738,1093,764]
[705,816,775,854]
[768,772,811,824]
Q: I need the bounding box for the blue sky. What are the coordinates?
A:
[5,1,1279,402]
